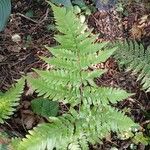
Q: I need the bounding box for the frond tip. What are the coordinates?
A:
[0,78,25,123]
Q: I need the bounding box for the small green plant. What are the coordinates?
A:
[0,78,25,150]
[15,3,137,150]
[0,78,25,123]
[115,41,150,92]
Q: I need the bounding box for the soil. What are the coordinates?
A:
[0,0,150,149]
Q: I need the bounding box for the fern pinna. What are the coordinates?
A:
[115,41,150,92]
[0,78,25,123]
[16,3,137,150]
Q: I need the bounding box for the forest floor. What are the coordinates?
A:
[0,0,150,149]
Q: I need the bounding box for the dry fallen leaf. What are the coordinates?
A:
[24,115,35,129]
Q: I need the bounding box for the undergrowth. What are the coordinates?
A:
[115,41,150,92]
[0,78,25,123]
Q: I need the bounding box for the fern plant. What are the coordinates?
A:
[0,78,25,123]
[115,41,150,92]
[16,3,138,150]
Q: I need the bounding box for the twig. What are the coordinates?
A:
[38,8,50,24]
[16,8,49,25]
[141,120,150,126]
[16,13,38,24]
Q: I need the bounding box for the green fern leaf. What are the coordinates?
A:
[115,41,150,92]
[27,76,80,105]
[17,3,137,150]
[83,86,133,105]
[0,78,25,123]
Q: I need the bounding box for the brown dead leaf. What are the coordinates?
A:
[24,115,35,129]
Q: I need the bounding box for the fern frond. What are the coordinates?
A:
[80,47,117,69]
[27,76,80,105]
[0,78,25,123]
[46,47,77,60]
[41,56,78,71]
[19,3,137,150]
[17,105,136,150]
[17,114,76,150]
[115,41,150,92]
[83,86,133,105]
[33,69,81,86]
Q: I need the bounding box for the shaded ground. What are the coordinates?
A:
[0,0,55,90]
[0,0,150,149]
